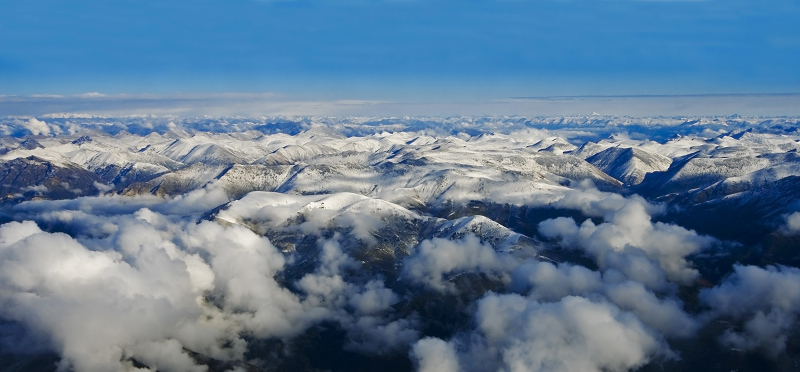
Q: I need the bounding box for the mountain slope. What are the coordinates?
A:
[587,147,672,185]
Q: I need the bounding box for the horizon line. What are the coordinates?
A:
[2,91,800,101]
[510,92,800,100]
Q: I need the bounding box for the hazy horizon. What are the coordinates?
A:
[3,92,800,117]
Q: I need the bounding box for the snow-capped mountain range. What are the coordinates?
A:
[2,115,799,219]
[2,114,800,372]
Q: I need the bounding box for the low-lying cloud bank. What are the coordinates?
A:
[538,197,717,290]
[700,264,800,357]
[0,198,416,371]
[0,214,296,371]
[0,182,797,371]
[400,194,716,372]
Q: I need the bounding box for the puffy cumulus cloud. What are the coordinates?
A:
[17,208,126,242]
[410,337,460,372]
[10,181,231,222]
[128,339,207,372]
[0,182,738,371]
[2,193,424,367]
[19,117,52,136]
[11,194,164,218]
[401,234,518,291]
[718,308,795,357]
[546,182,665,218]
[780,211,800,235]
[344,316,420,355]
[0,210,319,371]
[700,265,800,356]
[176,218,306,339]
[349,279,401,315]
[510,261,699,339]
[539,198,717,289]
[0,220,215,371]
[295,237,418,354]
[603,281,699,338]
[510,260,602,301]
[461,294,672,372]
[477,178,637,210]
[295,238,361,310]
[700,265,800,319]
[157,181,232,215]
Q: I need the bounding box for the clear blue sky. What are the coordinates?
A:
[1,0,799,101]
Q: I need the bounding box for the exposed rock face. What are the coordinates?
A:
[0,156,103,201]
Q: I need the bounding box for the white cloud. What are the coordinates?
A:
[345,316,420,354]
[410,337,460,372]
[75,92,106,98]
[539,198,716,289]
[0,220,214,371]
[700,264,800,356]
[603,281,698,338]
[510,261,698,338]
[781,211,800,235]
[0,210,323,371]
[510,261,602,301]
[349,279,400,315]
[402,234,518,291]
[3,193,426,365]
[159,181,231,215]
[19,117,52,136]
[295,236,418,354]
[464,294,671,372]
[181,219,306,339]
[128,339,207,372]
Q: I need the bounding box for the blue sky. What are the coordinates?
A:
[1,0,799,101]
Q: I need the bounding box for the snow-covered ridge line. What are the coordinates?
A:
[1,115,799,140]
[1,117,799,223]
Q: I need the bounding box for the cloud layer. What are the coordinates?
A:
[538,197,717,290]
[0,182,791,371]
